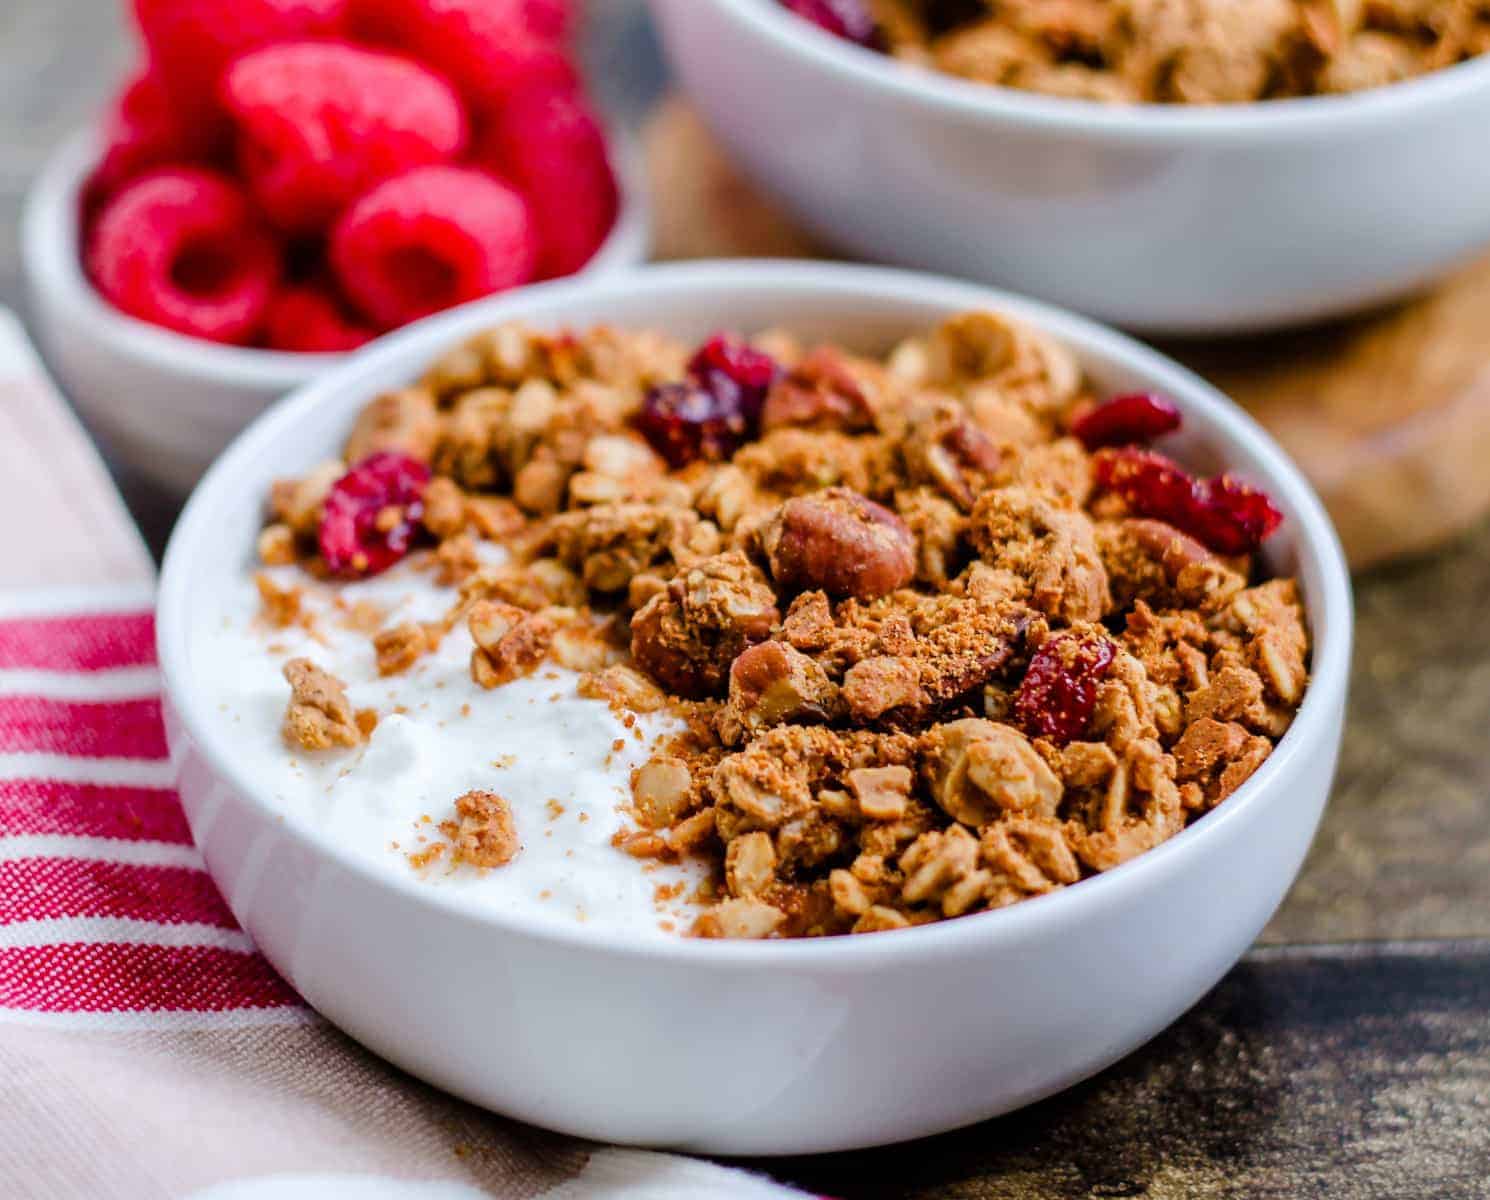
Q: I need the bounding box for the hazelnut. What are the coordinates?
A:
[761,488,915,601]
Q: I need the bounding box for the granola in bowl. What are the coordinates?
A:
[243,310,1310,940]
[781,0,1490,103]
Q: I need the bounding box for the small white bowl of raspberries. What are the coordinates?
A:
[23,0,648,493]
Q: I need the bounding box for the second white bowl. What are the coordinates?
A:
[650,0,1490,335]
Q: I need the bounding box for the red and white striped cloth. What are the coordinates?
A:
[0,310,807,1199]
[0,590,301,1023]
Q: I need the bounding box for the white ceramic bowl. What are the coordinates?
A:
[21,128,650,494]
[157,261,1352,1155]
[649,0,1490,335]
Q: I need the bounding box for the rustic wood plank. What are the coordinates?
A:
[757,941,1490,1198]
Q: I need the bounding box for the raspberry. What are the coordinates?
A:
[636,382,748,468]
[89,69,226,206]
[132,0,347,108]
[349,0,576,110]
[330,165,536,330]
[264,283,376,352]
[479,87,618,278]
[688,334,781,427]
[222,41,468,235]
[1094,448,1284,556]
[522,0,573,38]
[779,0,881,47]
[318,451,431,576]
[1071,392,1182,451]
[87,168,281,344]
[1014,633,1116,745]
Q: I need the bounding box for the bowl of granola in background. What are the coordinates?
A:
[21,0,649,495]
[649,0,1490,334]
[157,260,1351,1153]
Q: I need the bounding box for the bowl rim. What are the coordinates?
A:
[697,0,1490,141]
[157,258,1353,970]
[19,123,650,391]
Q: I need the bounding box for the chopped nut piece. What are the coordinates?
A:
[468,601,555,689]
[578,663,670,714]
[761,487,917,601]
[664,807,717,855]
[830,868,877,916]
[632,755,694,828]
[550,623,618,673]
[760,345,878,433]
[692,897,784,939]
[719,640,839,745]
[846,765,913,821]
[725,831,778,897]
[281,658,362,750]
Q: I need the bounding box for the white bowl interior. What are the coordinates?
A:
[158,259,1352,965]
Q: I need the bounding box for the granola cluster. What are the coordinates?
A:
[870,0,1490,103]
[262,310,1310,937]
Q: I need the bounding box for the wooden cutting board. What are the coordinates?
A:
[643,97,1490,571]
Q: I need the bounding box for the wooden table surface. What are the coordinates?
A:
[5,2,1487,1194]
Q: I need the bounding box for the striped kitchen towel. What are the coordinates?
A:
[0,311,807,1200]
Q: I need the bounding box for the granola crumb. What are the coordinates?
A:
[281,658,363,751]
[255,572,303,629]
[438,790,520,869]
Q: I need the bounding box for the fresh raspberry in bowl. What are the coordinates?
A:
[221,40,469,235]
[67,0,628,353]
[330,165,537,330]
[23,0,644,491]
[86,167,281,344]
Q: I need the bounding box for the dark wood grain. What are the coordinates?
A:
[757,941,1490,1199]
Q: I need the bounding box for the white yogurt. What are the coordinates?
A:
[205,554,707,938]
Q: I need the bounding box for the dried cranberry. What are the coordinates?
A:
[636,381,748,468]
[318,451,431,577]
[1094,448,1201,525]
[779,0,881,47]
[688,333,781,425]
[1093,448,1283,556]
[1190,476,1284,556]
[1014,633,1116,745]
[1072,393,1182,451]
